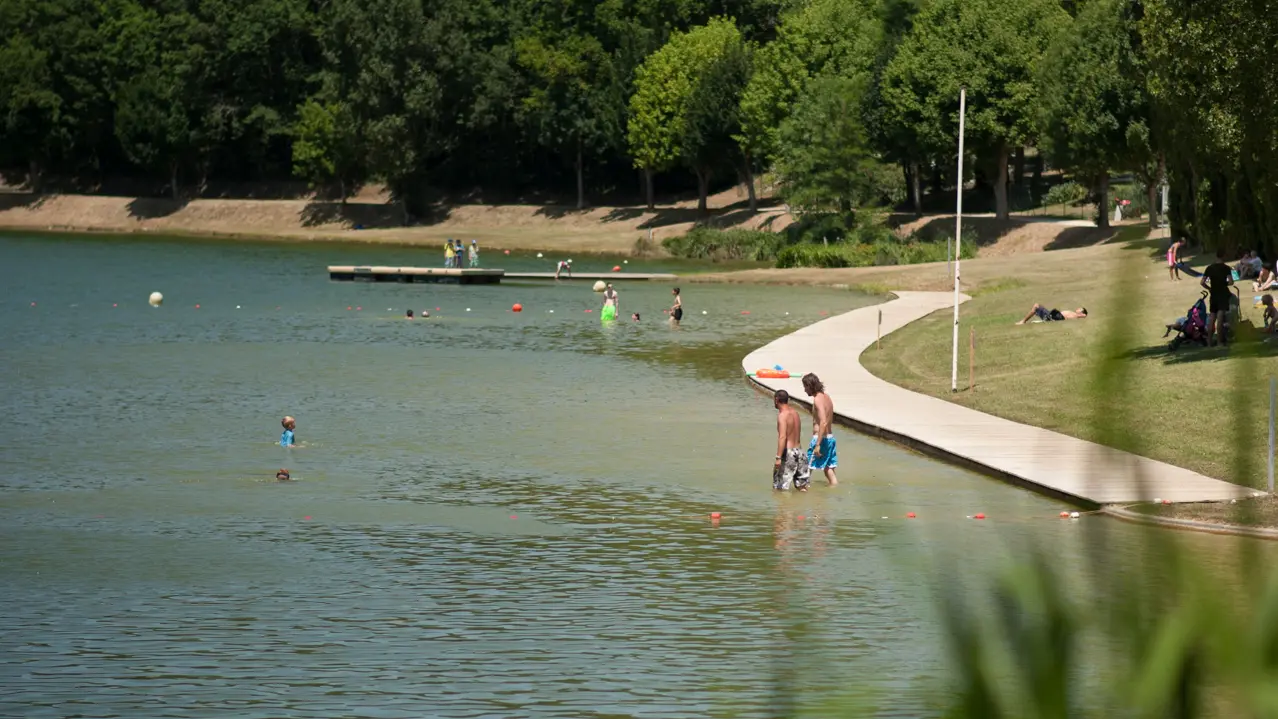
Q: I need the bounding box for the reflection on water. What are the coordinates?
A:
[1,233,1274,718]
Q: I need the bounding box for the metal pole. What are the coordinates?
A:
[951,87,967,394]
[877,309,882,350]
[1269,378,1275,494]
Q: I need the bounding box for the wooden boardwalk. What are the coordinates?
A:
[743,291,1253,506]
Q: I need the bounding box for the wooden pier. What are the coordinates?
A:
[328,266,676,284]
[327,266,503,284]
[504,271,677,281]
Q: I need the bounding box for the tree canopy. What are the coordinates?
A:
[0,0,1272,253]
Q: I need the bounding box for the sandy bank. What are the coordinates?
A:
[0,187,790,256]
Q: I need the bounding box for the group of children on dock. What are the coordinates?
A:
[445,239,479,268]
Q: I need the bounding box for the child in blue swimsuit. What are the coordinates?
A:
[281,416,296,447]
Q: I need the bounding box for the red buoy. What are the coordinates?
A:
[512,303,523,312]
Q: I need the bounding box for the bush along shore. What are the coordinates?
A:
[662,216,977,268]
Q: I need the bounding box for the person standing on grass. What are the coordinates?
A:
[1167,238,1184,281]
[802,373,838,487]
[1201,249,1234,347]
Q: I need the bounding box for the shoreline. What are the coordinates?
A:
[742,291,1264,538]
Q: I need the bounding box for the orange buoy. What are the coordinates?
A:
[741,310,751,315]
[710,512,721,519]
[512,303,523,312]
[906,512,916,519]
[612,265,621,272]
[974,513,986,520]
[755,369,790,379]
[504,249,511,255]
[1059,511,1070,518]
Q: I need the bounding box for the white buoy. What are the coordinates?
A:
[236,305,241,309]
[548,310,554,313]
[466,308,472,312]
[537,252,544,258]
[623,260,629,264]
[567,259,573,264]
[149,291,163,307]
[701,310,707,315]
[592,280,606,292]
[1069,511,1080,519]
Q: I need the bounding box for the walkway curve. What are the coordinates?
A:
[742,291,1253,506]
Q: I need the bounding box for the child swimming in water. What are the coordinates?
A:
[276,468,292,481]
[281,416,296,447]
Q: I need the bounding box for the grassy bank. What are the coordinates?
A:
[854,228,1277,488]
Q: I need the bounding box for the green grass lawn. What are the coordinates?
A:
[860,230,1278,488]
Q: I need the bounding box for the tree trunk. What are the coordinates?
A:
[27,159,42,194]
[742,151,757,212]
[694,167,710,213]
[339,178,347,207]
[169,161,180,201]
[1096,173,1110,230]
[1031,154,1044,206]
[1147,177,1159,229]
[643,167,654,210]
[911,161,922,215]
[993,144,1010,220]
[575,138,585,210]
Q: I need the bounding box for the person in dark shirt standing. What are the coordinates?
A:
[1201,250,1235,346]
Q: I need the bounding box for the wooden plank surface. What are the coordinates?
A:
[743,291,1254,505]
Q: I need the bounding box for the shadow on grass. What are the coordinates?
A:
[300,200,422,228]
[125,197,190,220]
[0,191,46,211]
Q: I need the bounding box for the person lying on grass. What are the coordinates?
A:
[1015,304,1088,325]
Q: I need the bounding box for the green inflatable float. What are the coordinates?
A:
[601,304,618,322]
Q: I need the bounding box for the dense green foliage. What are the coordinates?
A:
[0,0,1273,254]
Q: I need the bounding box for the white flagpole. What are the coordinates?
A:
[951,87,967,394]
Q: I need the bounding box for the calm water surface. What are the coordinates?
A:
[0,232,1271,718]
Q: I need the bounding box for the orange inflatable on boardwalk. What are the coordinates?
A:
[755,369,790,379]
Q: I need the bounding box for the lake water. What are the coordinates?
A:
[0,232,1269,718]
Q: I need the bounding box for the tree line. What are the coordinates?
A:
[0,0,1273,252]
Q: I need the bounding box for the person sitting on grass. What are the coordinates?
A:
[1015,304,1088,325]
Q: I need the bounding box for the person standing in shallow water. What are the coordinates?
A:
[669,287,683,326]
[773,389,810,491]
[802,374,838,486]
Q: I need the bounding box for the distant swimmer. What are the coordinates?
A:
[802,374,838,486]
[281,416,297,447]
[406,309,414,319]
[555,259,573,280]
[773,389,810,491]
[631,312,641,322]
[276,468,292,481]
[601,282,619,321]
[669,287,683,326]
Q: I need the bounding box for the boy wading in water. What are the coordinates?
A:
[773,390,810,491]
[802,373,839,486]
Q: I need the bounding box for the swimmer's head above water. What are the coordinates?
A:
[406,309,414,319]
[282,416,296,431]
[632,313,640,321]
[276,468,291,481]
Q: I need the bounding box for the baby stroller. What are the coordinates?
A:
[1165,289,1240,350]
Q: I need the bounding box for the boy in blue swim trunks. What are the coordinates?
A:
[802,374,839,486]
[281,416,296,447]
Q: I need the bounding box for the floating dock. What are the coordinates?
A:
[327,266,676,284]
[327,266,503,284]
[503,271,677,281]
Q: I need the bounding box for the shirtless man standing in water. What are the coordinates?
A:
[802,373,839,486]
[773,390,810,491]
